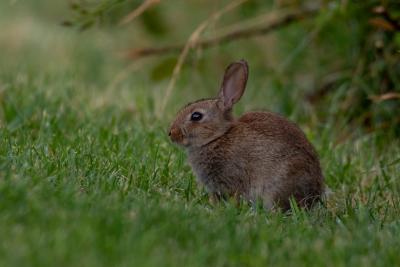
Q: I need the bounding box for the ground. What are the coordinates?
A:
[0,2,399,267]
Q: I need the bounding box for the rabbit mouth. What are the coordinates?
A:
[169,126,189,146]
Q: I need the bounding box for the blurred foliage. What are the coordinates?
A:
[64,0,168,35]
[65,0,400,135]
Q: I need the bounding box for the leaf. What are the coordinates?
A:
[150,57,177,81]
[394,33,400,47]
[69,2,81,11]
[79,20,95,31]
[61,20,73,27]
[140,7,168,36]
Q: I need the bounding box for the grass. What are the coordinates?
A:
[1,2,400,267]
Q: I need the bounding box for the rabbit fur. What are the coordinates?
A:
[168,60,324,210]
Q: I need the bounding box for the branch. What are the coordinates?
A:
[119,0,161,26]
[126,6,320,60]
[369,92,400,102]
[159,0,248,113]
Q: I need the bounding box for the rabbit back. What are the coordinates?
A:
[188,111,324,209]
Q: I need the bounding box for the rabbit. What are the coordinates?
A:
[168,60,324,210]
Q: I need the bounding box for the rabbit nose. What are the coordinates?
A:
[169,127,182,143]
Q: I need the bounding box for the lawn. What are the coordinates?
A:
[0,2,399,267]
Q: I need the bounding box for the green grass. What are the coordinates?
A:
[1,2,400,267]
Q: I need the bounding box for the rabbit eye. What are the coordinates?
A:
[190,112,203,121]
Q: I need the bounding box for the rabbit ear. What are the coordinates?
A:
[218,60,249,110]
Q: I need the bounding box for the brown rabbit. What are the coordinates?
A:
[168,60,324,210]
